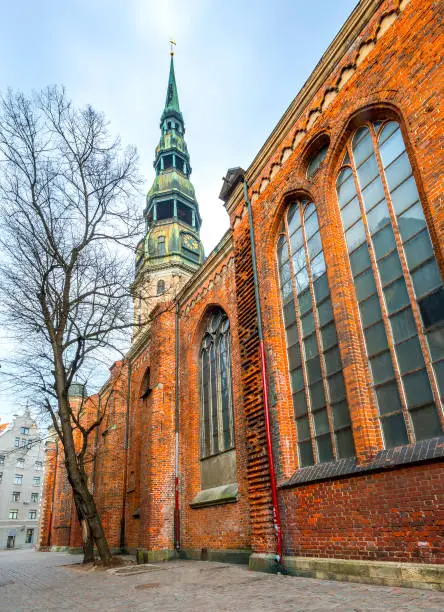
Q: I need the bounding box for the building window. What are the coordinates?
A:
[336,120,443,447]
[14,438,20,448]
[177,202,193,226]
[16,458,25,468]
[9,510,18,519]
[20,426,29,435]
[32,476,40,486]
[14,474,23,485]
[200,309,235,458]
[157,279,166,296]
[12,491,20,502]
[307,144,328,179]
[0,472,2,483]
[277,201,355,467]
[21,438,26,447]
[25,529,34,544]
[157,235,166,256]
[0,455,4,465]
[156,199,174,220]
[35,461,42,470]
[28,510,37,520]
[31,492,39,503]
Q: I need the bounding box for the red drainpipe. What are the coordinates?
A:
[241,177,284,571]
[174,303,181,552]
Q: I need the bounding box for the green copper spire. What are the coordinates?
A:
[161,54,183,125]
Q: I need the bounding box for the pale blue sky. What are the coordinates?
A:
[0,0,357,419]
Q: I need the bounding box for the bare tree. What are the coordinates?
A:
[0,86,143,564]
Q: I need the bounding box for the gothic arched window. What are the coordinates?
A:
[277,201,355,467]
[200,309,234,458]
[336,120,443,447]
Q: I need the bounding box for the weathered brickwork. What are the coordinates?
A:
[40,0,443,575]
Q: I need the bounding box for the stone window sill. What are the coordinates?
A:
[190,483,238,509]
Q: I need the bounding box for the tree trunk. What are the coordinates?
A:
[72,490,94,563]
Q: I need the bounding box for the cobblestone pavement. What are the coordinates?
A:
[0,549,443,611]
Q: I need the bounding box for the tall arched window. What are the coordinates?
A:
[200,309,234,458]
[277,201,355,467]
[336,120,443,447]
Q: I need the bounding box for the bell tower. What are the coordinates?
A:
[133,50,204,336]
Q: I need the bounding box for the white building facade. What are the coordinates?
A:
[0,411,44,549]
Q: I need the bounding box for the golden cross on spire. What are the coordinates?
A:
[169,39,176,56]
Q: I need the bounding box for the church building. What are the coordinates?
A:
[39,0,444,588]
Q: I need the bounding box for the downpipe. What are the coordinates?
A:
[174,302,181,553]
[241,177,285,573]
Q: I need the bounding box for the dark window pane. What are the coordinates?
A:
[283,300,296,326]
[286,323,299,346]
[310,381,326,410]
[384,151,411,192]
[378,250,403,286]
[279,261,291,285]
[412,260,442,298]
[299,440,314,467]
[313,274,329,302]
[357,155,379,189]
[353,129,373,167]
[301,311,315,337]
[404,230,434,270]
[370,351,394,384]
[365,322,389,356]
[341,197,361,229]
[288,342,302,370]
[307,231,322,260]
[332,400,351,428]
[304,333,318,359]
[311,251,326,279]
[379,128,405,168]
[434,361,444,397]
[287,203,301,234]
[345,220,366,253]
[292,248,306,273]
[390,308,416,343]
[367,199,390,235]
[427,327,444,362]
[419,288,444,329]
[324,346,342,375]
[381,413,409,448]
[281,280,293,303]
[384,278,409,314]
[376,381,403,415]
[307,356,322,384]
[373,224,395,260]
[355,268,377,302]
[321,322,337,350]
[391,176,420,217]
[336,428,355,458]
[290,227,304,253]
[291,367,305,393]
[313,408,330,436]
[360,294,382,327]
[403,369,434,406]
[361,177,385,212]
[293,390,308,417]
[350,243,371,277]
[307,145,328,178]
[297,416,311,440]
[297,288,312,315]
[398,202,426,242]
[328,372,346,402]
[318,298,333,325]
[410,405,443,441]
[316,435,334,463]
[396,337,425,374]
[210,345,219,454]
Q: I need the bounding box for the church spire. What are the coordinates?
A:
[161,54,183,126]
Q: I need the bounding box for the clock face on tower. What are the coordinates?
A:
[182,233,199,252]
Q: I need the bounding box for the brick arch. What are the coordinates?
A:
[188,301,232,362]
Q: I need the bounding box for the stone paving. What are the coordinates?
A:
[0,549,443,611]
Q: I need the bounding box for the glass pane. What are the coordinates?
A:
[304,333,318,359]
[403,369,434,406]
[290,227,304,253]
[283,300,296,326]
[292,247,306,272]
[357,155,379,189]
[296,268,310,293]
[307,355,322,384]
[384,278,409,314]
[336,428,355,458]
[367,199,390,235]
[318,298,333,325]
[310,380,326,410]
[311,251,326,279]
[384,151,411,192]
[286,323,299,346]
[279,261,291,284]
[379,128,405,168]
[396,336,425,374]
[381,413,409,448]
[361,177,385,211]
[353,129,373,167]
[324,345,342,375]
[398,202,426,243]
[404,230,434,270]
[304,202,316,220]
[346,220,366,253]
[297,416,311,440]
[298,288,312,315]
[291,367,305,392]
[313,274,329,302]
[301,310,315,337]
[287,203,301,234]
[337,174,356,207]
[390,308,416,343]
[434,361,444,398]
[281,280,292,303]
[378,250,403,286]
[350,243,371,276]
[332,400,351,428]
[210,344,219,453]
[370,351,394,384]
[419,288,444,328]
[288,342,302,370]
[365,322,389,356]
[321,322,337,350]
[341,196,361,230]
[277,236,289,264]
[313,408,330,436]
[293,390,308,417]
[328,372,346,402]
[355,268,377,302]
[410,405,443,441]
[373,224,395,260]
[376,381,403,415]
[299,440,314,467]
[412,260,442,298]
[304,211,319,239]
[316,435,334,463]
[427,327,444,362]
[391,176,420,217]
[379,121,399,145]
[307,231,322,260]
[359,294,382,327]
